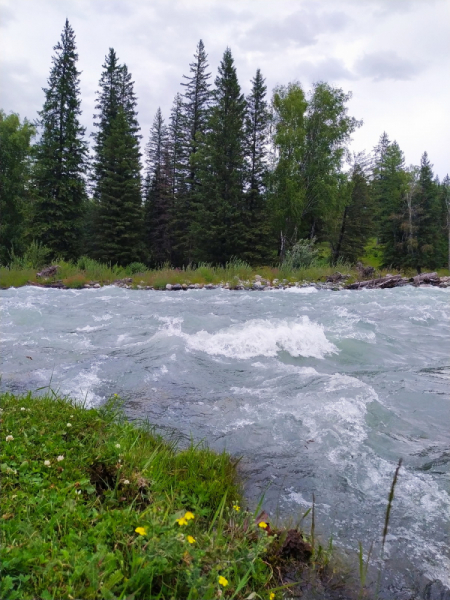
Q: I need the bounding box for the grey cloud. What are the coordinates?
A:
[0,59,45,122]
[297,57,356,84]
[355,51,426,81]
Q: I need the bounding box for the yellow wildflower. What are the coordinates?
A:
[187,535,196,544]
[218,575,228,587]
[135,526,147,536]
[258,521,268,529]
[270,593,275,600]
[233,505,240,512]
[176,517,188,526]
[184,511,194,521]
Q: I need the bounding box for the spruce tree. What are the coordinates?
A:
[413,152,441,271]
[92,51,143,265]
[144,108,172,266]
[194,48,247,264]
[33,19,88,261]
[173,40,212,263]
[95,107,143,266]
[242,69,272,264]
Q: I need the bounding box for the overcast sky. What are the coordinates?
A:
[1,0,449,177]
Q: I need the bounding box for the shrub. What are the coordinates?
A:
[282,238,319,269]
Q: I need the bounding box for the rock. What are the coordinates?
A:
[254,274,262,280]
[172,283,182,291]
[83,284,91,289]
[36,265,59,278]
[166,284,172,290]
[93,283,101,289]
[412,272,440,286]
[182,283,188,290]
[205,284,215,289]
[253,281,262,288]
[136,285,142,289]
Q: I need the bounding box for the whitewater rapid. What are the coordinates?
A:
[1,285,449,598]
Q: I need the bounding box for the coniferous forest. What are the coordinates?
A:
[1,20,449,273]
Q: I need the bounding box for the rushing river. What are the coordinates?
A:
[1,285,449,598]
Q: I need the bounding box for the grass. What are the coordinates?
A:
[1,392,340,600]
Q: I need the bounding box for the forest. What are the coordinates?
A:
[1,19,449,273]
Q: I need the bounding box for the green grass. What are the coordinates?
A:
[2,392,318,599]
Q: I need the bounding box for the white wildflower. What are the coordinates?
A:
[5,435,14,442]
[44,460,51,466]
[115,443,120,448]
[76,490,81,495]
[66,423,72,427]
[56,455,64,462]
[21,407,26,411]
[123,479,130,485]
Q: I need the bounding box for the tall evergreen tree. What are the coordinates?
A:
[441,174,450,271]
[144,108,172,266]
[413,152,441,271]
[94,107,143,266]
[172,40,212,263]
[92,51,143,264]
[33,19,87,260]
[242,69,272,264]
[194,48,247,264]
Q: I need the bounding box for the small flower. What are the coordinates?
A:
[184,511,195,521]
[76,490,81,495]
[70,415,74,418]
[56,455,64,462]
[66,423,72,428]
[20,407,26,411]
[123,479,130,485]
[12,494,17,499]
[176,517,188,526]
[187,535,196,544]
[270,593,275,600]
[5,435,14,442]
[233,504,240,512]
[258,521,268,529]
[218,575,228,587]
[135,526,147,536]
[115,443,121,448]
[44,460,51,466]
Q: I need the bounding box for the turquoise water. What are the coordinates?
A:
[1,285,449,597]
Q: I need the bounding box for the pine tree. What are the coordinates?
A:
[194,48,247,264]
[173,40,212,263]
[372,138,409,268]
[330,162,374,264]
[144,108,172,266]
[33,19,88,260]
[92,52,143,265]
[242,69,272,264]
[95,107,143,266]
[441,174,450,271]
[413,152,441,271]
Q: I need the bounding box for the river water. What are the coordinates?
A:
[1,285,449,598]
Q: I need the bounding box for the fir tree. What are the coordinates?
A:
[92,53,143,265]
[242,69,272,264]
[173,40,212,263]
[194,48,247,264]
[413,152,441,271]
[144,108,172,266]
[95,106,143,266]
[33,19,88,260]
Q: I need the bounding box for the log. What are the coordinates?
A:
[411,272,440,286]
[36,265,59,278]
[346,275,402,290]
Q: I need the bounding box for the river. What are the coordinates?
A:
[1,285,449,598]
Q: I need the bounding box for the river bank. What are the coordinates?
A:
[1,262,449,291]
[1,391,362,600]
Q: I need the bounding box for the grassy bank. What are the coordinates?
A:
[1,392,348,600]
[1,258,436,291]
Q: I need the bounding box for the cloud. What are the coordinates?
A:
[354,51,427,81]
[297,57,356,84]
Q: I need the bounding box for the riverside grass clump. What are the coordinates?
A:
[1,392,298,600]
[0,256,396,290]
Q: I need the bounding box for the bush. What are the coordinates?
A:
[126,262,148,275]
[9,241,52,270]
[282,238,319,269]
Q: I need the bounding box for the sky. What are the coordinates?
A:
[1,0,449,178]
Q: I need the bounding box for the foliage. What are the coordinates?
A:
[0,111,36,265]
[0,392,278,599]
[32,19,88,261]
[282,238,319,269]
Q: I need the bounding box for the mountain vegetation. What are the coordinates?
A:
[1,21,449,273]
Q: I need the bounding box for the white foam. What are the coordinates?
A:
[184,317,337,360]
[283,286,318,294]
